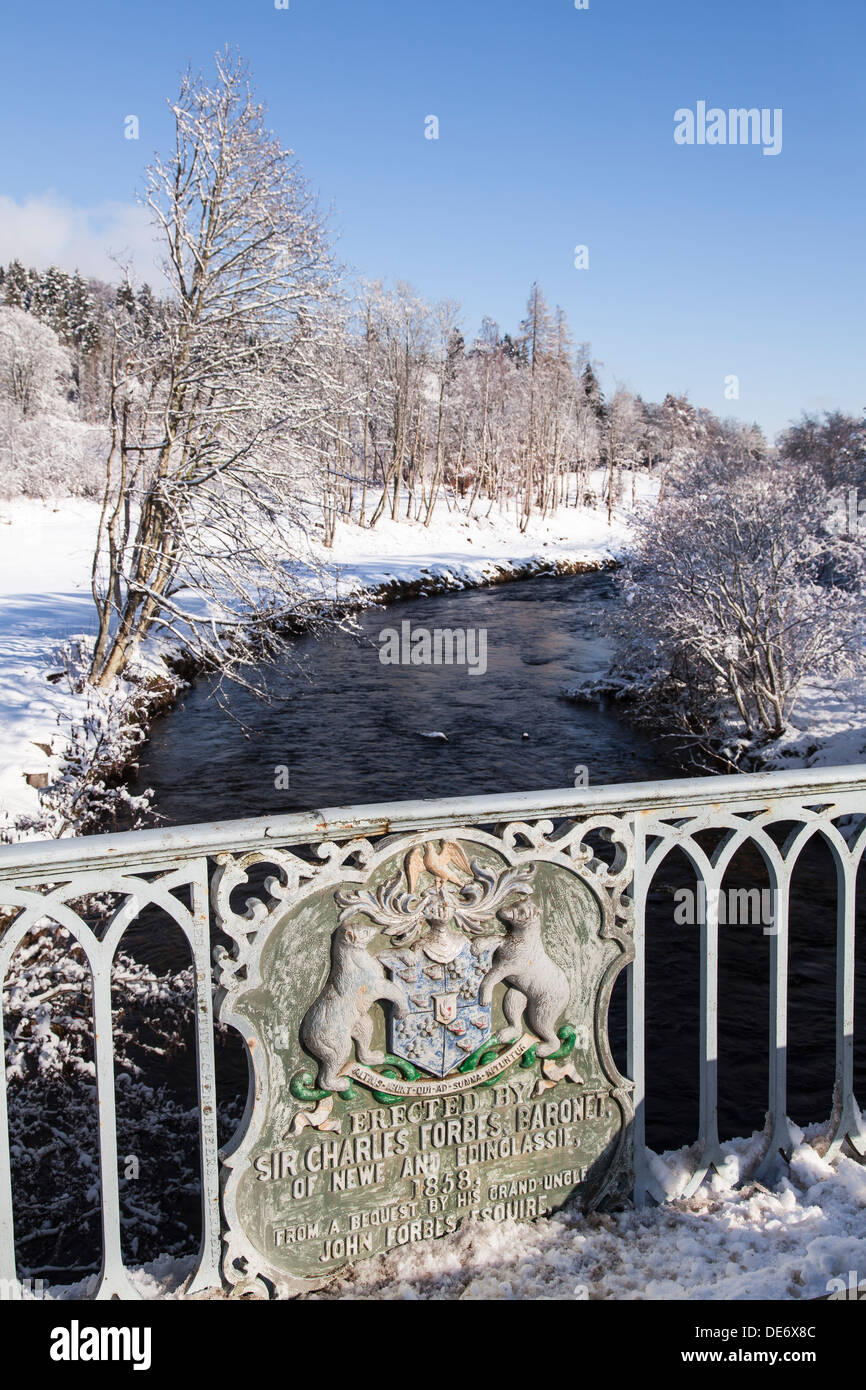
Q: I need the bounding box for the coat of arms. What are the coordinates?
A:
[297,841,575,1101]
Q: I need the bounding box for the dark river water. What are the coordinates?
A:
[133,571,676,820]
[131,571,865,1153]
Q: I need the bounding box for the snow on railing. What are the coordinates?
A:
[0,764,864,1299]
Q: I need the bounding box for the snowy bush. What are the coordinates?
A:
[596,456,865,767]
[0,409,108,499]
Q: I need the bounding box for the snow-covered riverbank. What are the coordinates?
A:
[0,489,632,835]
[3,479,865,838]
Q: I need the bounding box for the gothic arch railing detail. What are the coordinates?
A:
[0,764,862,1298]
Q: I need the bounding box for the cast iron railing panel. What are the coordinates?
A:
[0,764,863,1298]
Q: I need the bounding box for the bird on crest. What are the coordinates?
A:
[405,839,473,892]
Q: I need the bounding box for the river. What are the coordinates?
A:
[131,570,864,1153]
[132,571,675,820]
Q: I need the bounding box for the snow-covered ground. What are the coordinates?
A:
[0,486,634,831]
[0,498,99,824]
[310,1130,866,1302]
[322,494,631,597]
[44,1130,866,1301]
[763,673,866,771]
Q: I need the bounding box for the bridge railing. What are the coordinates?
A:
[0,764,864,1298]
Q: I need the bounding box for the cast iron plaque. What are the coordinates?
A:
[216,828,633,1294]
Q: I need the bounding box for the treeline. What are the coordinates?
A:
[778,411,866,491]
[309,279,769,541]
[0,261,768,526]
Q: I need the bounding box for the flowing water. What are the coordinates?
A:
[131,570,865,1152]
[133,571,672,821]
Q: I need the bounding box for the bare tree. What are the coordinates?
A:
[605,386,640,519]
[366,282,431,526]
[89,49,340,689]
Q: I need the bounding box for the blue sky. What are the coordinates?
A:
[0,0,863,438]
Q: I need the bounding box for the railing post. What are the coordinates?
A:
[630,818,669,1205]
[699,875,720,1153]
[681,866,734,1196]
[91,947,140,1300]
[628,822,647,1206]
[0,991,20,1301]
[184,863,224,1294]
[827,855,866,1158]
[757,867,797,1179]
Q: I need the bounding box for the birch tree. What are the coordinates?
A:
[367,282,431,525]
[89,49,339,689]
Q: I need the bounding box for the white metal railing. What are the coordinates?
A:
[0,764,864,1298]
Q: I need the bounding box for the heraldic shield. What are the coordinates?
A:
[378,938,496,1077]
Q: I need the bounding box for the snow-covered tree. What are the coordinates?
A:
[0,308,108,498]
[0,306,73,417]
[89,49,341,689]
[605,386,641,515]
[779,410,866,490]
[364,281,433,525]
[1,259,30,310]
[606,455,864,764]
